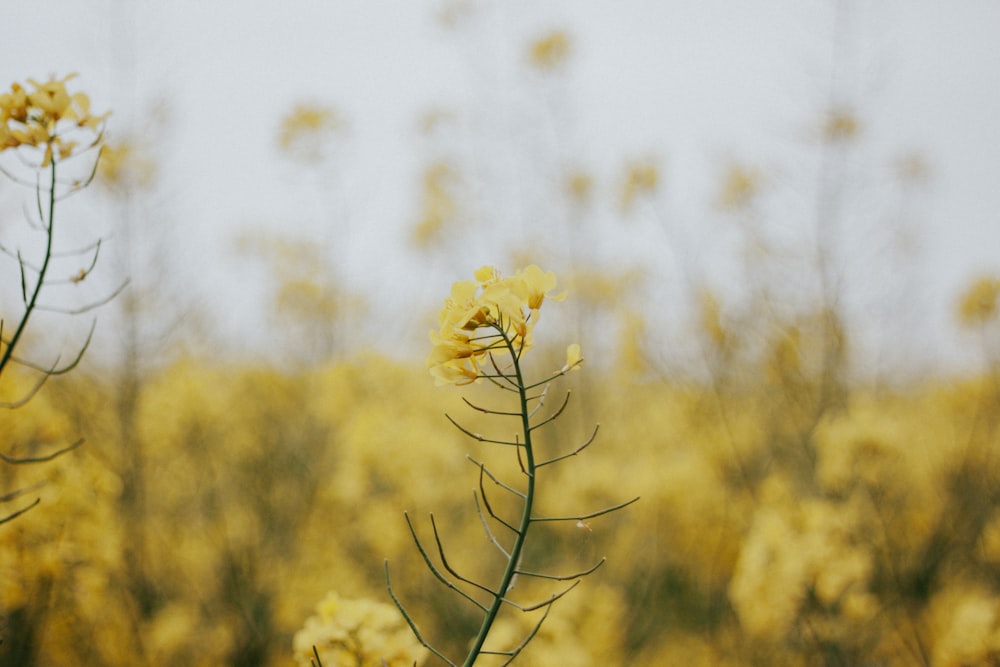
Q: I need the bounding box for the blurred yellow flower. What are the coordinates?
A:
[564,170,593,207]
[0,73,108,166]
[717,163,762,211]
[277,102,342,164]
[619,159,659,214]
[529,30,571,70]
[957,276,1000,327]
[293,591,427,667]
[822,108,860,143]
[411,161,459,247]
[98,140,157,191]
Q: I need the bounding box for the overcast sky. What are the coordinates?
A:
[3,1,999,370]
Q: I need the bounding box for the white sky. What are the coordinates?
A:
[2,1,999,372]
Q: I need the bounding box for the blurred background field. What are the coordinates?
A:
[3,2,1000,665]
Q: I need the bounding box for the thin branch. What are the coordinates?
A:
[445,414,520,446]
[18,250,29,303]
[476,475,520,536]
[479,605,553,661]
[429,514,496,597]
[515,558,606,582]
[7,319,96,376]
[385,560,457,667]
[529,391,571,432]
[536,424,601,468]
[0,498,40,525]
[403,512,488,612]
[469,456,526,499]
[37,278,129,315]
[0,480,46,503]
[0,438,83,464]
[526,383,550,419]
[51,236,107,258]
[501,579,581,612]
[531,496,641,523]
[473,491,512,558]
[48,238,104,285]
[498,606,551,666]
[0,370,49,409]
[462,396,521,417]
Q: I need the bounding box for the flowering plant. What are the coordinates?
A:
[1,74,117,525]
[385,265,637,666]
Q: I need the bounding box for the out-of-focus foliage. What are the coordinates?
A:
[278,103,345,165]
[4,8,999,667]
[293,591,426,667]
[234,233,365,363]
[2,293,1000,665]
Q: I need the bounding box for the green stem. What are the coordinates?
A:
[461,326,536,667]
[0,160,57,376]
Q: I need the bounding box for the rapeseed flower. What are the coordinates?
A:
[427,265,567,385]
[0,73,108,166]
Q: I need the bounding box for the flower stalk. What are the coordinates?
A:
[386,266,638,666]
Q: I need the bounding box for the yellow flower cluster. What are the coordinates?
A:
[957,276,1000,327]
[292,591,427,667]
[278,102,342,164]
[0,73,108,167]
[427,265,569,385]
[528,30,571,70]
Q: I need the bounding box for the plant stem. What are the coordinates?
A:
[461,327,536,667]
[0,160,56,375]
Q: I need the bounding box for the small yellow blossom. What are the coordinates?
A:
[0,73,108,167]
[277,102,342,164]
[717,163,762,211]
[563,343,582,372]
[564,170,593,206]
[822,108,860,143]
[529,30,571,70]
[619,159,659,214]
[427,265,566,385]
[957,276,1000,327]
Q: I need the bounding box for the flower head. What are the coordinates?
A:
[428,265,565,385]
[0,74,109,167]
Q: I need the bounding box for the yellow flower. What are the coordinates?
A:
[823,108,860,143]
[427,265,566,385]
[957,276,1000,327]
[528,30,571,70]
[619,159,659,213]
[515,264,565,311]
[717,163,762,211]
[564,170,593,206]
[0,74,108,166]
[26,75,75,118]
[277,102,342,163]
[562,343,582,372]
